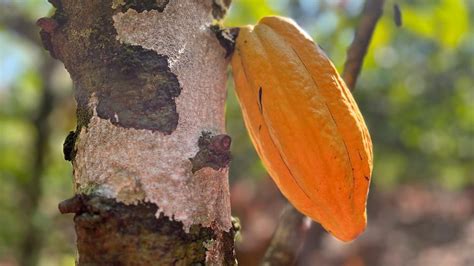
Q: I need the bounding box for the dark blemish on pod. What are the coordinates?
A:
[394,4,403,27]
[258,87,263,114]
[318,44,326,52]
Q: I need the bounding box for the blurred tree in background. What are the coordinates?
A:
[0,0,472,265]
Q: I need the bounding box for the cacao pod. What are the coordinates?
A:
[231,16,373,242]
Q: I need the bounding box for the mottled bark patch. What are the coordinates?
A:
[95,44,180,134]
[40,0,181,133]
[118,0,170,13]
[190,132,232,173]
[63,195,216,265]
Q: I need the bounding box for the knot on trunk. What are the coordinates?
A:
[189,132,232,173]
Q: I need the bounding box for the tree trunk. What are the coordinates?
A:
[39,0,236,264]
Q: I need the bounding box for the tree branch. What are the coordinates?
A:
[0,7,42,46]
[261,205,311,266]
[19,58,56,266]
[1,9,58,265]
[262,0,385,264]
[342,0,385,91]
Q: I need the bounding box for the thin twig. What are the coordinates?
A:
[262,0,385,264]
[342,0,385,91]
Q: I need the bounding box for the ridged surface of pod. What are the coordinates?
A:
[231,16,373,242]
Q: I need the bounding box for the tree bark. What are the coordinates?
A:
[39,0,236,264]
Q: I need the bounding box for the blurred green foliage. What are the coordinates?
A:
[0,0,472,265]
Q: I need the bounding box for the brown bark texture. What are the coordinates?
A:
[261,206,311,266]
[39,0,236,264]
[342,0,385,91]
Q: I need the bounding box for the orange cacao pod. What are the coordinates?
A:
[231,16,373,242]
